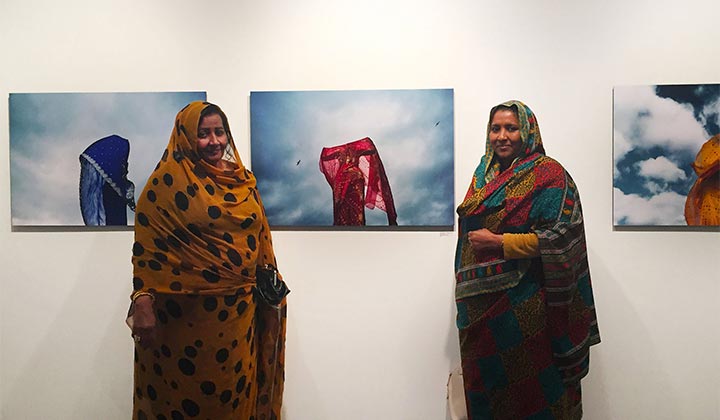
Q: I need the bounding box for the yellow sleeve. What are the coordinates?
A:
[502,233,540,259]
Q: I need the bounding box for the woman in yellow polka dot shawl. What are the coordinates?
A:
[127,101,286,420]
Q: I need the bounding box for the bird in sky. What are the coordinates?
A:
[434,121,440,127]
[296,160,301,166]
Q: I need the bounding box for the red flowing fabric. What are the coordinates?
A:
[319,137,398,226]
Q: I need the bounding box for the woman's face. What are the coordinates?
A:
[489,109,522,166]
[197,113,228,167]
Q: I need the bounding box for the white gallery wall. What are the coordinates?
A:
[1,0,718,419]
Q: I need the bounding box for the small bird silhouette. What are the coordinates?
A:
[296,160,301,166]
[434,121,440,127]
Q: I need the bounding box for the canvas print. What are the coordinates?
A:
[10,91,207,227]
[613,84,720,226]
[250,89,454,229]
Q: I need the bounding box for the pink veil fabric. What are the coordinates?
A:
[320,137,398,225]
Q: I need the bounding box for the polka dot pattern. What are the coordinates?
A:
[203,297,217,311]
[131,102,285,420]
[137,213,149,226]
[202,269,220,284]
[174,192,189,211]
[131,294,272,418]
[208,206,221,219]
[154,238,169,252]
[200,381,215,395]
[227,249,243,266]
[132,242,145,256]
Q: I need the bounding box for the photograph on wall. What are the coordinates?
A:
[10,91,207,228]
[250,88,454,230]
[613,84,719,227]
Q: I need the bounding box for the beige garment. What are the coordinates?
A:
[447,366,468,420]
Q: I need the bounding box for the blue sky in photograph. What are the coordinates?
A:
[250,89,454,228]
[10,91,206,226]
[613,84,720,225]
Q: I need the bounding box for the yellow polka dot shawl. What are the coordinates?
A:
[131,101,279,297]
[685,135,720,225]
[128,102,285,419]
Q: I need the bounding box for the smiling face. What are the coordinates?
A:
[489,109,523,169]
[196,113,228,167]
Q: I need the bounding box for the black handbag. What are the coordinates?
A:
[255,264,290,306]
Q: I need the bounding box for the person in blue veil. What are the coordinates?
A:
[79,134,137,225]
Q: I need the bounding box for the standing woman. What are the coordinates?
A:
[127,101,286,419]
[455,101,600,419]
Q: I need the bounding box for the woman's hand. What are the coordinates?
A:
[468,228,503,253]
[131,295,157,349]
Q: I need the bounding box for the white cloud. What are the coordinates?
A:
[312,97,414,144]
[11,132,85,225]
[613,188,687,225]
[613,129,633,178]
[643,180,664,195]
[636,156,687,182]
[614,86,709,158]
[702,96,720,133]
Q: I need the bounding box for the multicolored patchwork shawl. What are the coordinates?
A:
[457,152,600,377]
[455,101,599,419]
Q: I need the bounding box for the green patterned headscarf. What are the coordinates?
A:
[480,100,545,184]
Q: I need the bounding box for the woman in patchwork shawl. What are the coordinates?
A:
[127,101,286,419]
[455,100,600,419]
